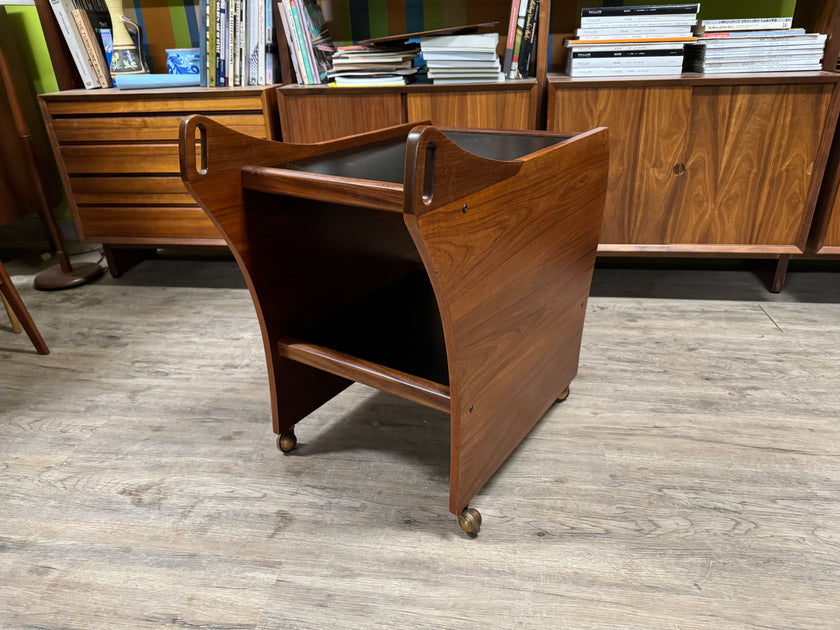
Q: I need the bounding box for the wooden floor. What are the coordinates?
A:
[1,250,839,629]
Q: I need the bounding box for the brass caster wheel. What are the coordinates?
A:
[276,427,297,453]
[458,507,482,537]
[557,386,570,402]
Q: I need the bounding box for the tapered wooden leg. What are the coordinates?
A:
[1,291,22,333]
[770,255,791,294]
[0,261,49,355]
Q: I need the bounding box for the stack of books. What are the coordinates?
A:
[421,33,503,84]
[565,3,700,77]
[686,17,827,73]
[327,44,420,87]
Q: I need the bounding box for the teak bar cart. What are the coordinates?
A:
[178,116,608,535]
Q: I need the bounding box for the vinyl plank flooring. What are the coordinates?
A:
[1,253,839,629]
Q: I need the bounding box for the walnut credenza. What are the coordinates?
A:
[39,87,279,276]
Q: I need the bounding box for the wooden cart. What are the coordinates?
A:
[179,116,608,535]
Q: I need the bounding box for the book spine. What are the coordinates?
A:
[582,4,699,17]
[289,0,314,83]
[233,0,242,86]
[569,65,683,77]
[208,0,216,86]
[501,0,519,77]
[572,49,684,58]
[698,29,806,39]
[576,27,692,37]
[264,0,273,83]
[509,0,528,79]
[199,0,208,86]
[218,0,226,86]
[517,0,539,80]
[568,42,686,52]
[48,0,98,89]
[279,2,304,83]
[72,9,110,88]
[257,0,266,84]
[570,56,684,68]
[296,0,319,82]
[698,17,793,32]
[580,15,698,26]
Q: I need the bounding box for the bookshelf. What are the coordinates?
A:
[32,0,840,287]
[545,0,840,291]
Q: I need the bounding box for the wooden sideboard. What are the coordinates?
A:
[38,86,279,275]
[547,72,840,290]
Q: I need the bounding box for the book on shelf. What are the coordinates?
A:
[696,28,807,39]
[509,0,529,79]
[568,65,683,77]
[576,26,693,38]
[581,4,700,17]
[694,17,793,33]
[47,0,99,89]
[71,9,110,87]
[516,0,540,79]
[501,0,519,77]
[580,14,698,27]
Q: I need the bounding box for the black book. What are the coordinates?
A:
[581,4,700,17]
[517,0,540,79]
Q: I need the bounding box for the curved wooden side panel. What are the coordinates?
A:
[179,116,424,434]
[405,128,609,514]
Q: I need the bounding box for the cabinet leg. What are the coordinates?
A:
[557,386,570,402]
[103,245,157,278]
[770,255,791,294]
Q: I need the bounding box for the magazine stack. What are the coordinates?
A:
[686,16,827,73]
[421,33,503,84]
[565,3,699,77]
[327,44,420,86]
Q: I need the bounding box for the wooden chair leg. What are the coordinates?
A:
[1,291,22,333]
[0,261,49,354]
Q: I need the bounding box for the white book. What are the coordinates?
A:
[421,51,499,61]
[580,15,698,27]
[576,26,693,37]
[569,56,684,68]
[47,0,98,89]
[696,17,793,32]
[427,68,506,77]
[693,63,822,73]
[697,33,826,47]
[567,42,686,52]
[699,46,825,58]
[420,32,499,50]
[569,65,683,77]
[426,58,501,69]
[333,75,405,86]
[430,73,505,84]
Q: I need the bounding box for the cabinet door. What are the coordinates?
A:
[674,84,833,248]
[278,92,404,143]
[550,86,692,245]
[406,88,535,130]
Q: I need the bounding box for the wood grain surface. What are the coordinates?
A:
[1,252,839,628]
[549,81,835,252]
